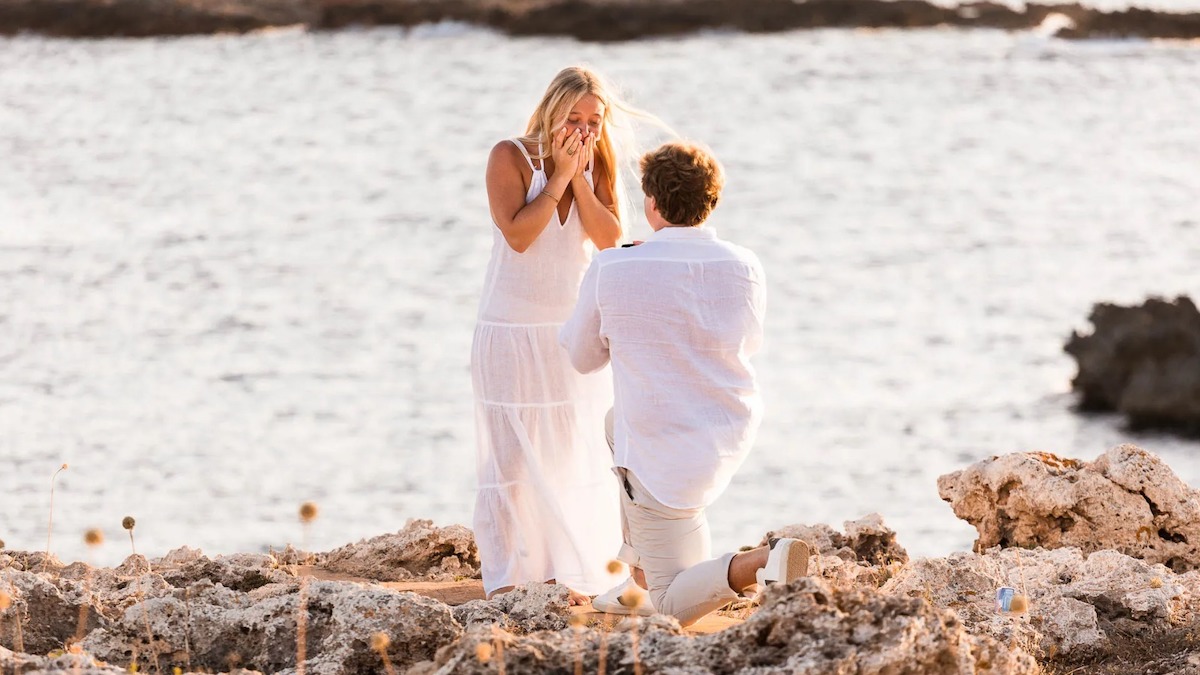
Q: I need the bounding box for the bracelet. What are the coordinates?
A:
[541,189,560,203]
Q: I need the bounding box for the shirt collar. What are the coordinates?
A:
[647,226,717,241]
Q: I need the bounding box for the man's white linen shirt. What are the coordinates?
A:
[558,225,766,511]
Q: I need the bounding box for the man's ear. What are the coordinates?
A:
[647,195,657,215]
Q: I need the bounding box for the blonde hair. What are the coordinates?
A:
[518,65,662,226]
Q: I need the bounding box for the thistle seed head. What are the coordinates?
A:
[620,586,644,609]
[299,502,319,523]
[370,632,390,651]
[122,516,136,530]
[84,529,104,547]
[475,643,493,663]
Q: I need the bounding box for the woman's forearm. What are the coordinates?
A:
[572,176,621,250]
[500,173,572,253]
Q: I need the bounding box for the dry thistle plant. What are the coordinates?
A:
[0,586,10,651]
[296,577,310,675]
[123,511,155,668]
[489,625,506,675]
[597,615,612,675]
[474,641,493,664]
[44,463,68,569]
[122,517,137,557]
[299,502,318,565]
[183,586,193,672]
[74,528,103,647]
[569,613,587,675]
[370,632,396,675]
[619,589,645,675]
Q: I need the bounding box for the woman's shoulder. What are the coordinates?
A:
[489,139,535,169]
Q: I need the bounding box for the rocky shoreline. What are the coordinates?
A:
[4,444,1200,673]
[1,0,1199,41]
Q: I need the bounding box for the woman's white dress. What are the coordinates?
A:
[471,140,623,596]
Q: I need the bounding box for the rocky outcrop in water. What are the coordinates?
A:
[1,0,1199,40]
[1066,296,1200,436]
[939,445,1200,572]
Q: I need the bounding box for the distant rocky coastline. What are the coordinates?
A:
[1,0,1199,41]
[1066,295,1200,437]
[5,445,1200,674]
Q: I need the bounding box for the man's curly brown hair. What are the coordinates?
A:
[639,141,725,227]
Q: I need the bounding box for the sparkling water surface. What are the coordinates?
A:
[1,24,1199,567]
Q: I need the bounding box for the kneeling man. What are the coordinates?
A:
[559,141,809,627]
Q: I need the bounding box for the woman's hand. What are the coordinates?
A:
[573,133,595,181]
[549,127,584,187]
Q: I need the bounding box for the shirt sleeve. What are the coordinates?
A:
[558,258,610,374]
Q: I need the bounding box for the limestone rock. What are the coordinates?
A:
[0,568,109,655]
[1065,295,1200,435]
[939,446,1200,571]
[452,583,571,633]
[156,552,294,592]
[765,513,908,566]
[0,552,64,575]
[321,519,479,582]
[82,579,461,674]
[882,547,1191,658]
[433,578,1037,674]
[0,644,126,674]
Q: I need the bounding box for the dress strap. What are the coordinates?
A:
[509,139,542,172]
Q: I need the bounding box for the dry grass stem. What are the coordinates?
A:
[296,577,309,675]
[597,615,612,675]
[370,632,395,675]
[136,576,161,675]
[490,625,506,675]
[123,516,137,557]
[45,463,68,569]
[183,586,192,672]
[299,502,318,564]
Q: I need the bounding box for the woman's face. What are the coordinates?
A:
[558,93,605,140]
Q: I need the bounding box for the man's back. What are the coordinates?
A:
[581,226,765,510]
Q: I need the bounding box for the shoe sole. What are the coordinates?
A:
[591,598,653,616]
[783,540,811,583]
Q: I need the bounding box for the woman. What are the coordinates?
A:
[472,65,636,602]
